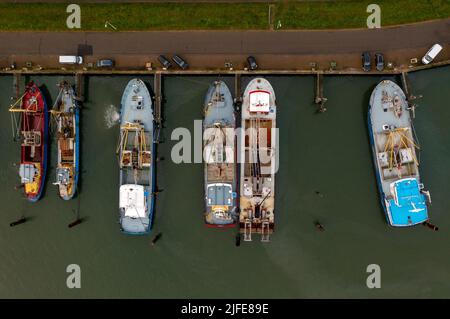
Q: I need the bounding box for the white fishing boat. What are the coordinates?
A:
[239,78,277,242]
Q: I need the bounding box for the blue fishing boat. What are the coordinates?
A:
[117,79,155,235]
[52,81,79,200]
[203,81,238,227]
[368,80,431,227]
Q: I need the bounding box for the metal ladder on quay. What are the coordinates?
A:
[261,221,270,242]
[244,219,252,241]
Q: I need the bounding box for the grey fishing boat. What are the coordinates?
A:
[239,78,277,242]
[368,79,431,227]
[52,81,79,200]
[117,79,155,234]
[203,81,238,227]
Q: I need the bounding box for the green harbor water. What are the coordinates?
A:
[0,67,449,298]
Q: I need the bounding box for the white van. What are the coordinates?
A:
[422,44,443,64]
[59,55,83,64]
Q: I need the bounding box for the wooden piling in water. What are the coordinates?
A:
[234,73,241,103]
[401,71,410,98]
[153,72,162,124]
[10,217,27,227]
[75,72,85,102]
[13,72,21,99]
[315,72,327,112]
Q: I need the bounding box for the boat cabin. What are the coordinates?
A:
[119,184,147,219]
[386,178,428,226]
[249,90,270,113]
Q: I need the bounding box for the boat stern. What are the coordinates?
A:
[204,183,237,227]
[119,184,152,235]
[20,163,44,202]
[386,178,429,227]
[120,216,151,235]
[56,166,77,200]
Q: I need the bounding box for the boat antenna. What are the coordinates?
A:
[259,190,271,207]
[52,84,64,110]
[410,119,421,162]
[9,93,26,141]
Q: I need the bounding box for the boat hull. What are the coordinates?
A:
[368,80,429,227]
[203,81,238,227]
[118,79,155,235]
[55,82,79,200]
[239,78,277,241]
[20,82,48,202]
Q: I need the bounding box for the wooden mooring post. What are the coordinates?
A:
[75,72,85,102]
[13,72,21,99]
[401,71,422,118]
[315,72,327,113]
[234,73,242,107]
[153,72,163,143]
[401,71,410,97]
[153,72,162,123]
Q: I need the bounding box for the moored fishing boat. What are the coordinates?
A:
[368,80,431,227]
[52,81,79,200]
[9,82,48,202]
[239,78,277,242]
[117,79,155,234]
[203,81,238,227]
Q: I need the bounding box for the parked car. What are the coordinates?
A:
[362,52,371,71]
[158,55,172,69]
[96,59,114,68]
[172,55,189,70]
[247,56,258,70]
[422,44,443,65]
[375,53,384,71]
[59,55,83,65]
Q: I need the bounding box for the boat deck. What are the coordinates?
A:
[203,81,237,226]
[59,138,74,163]
[369,80,419,195]
[206,163,234,183]
[239,78,277,240]
[120,79,153,132]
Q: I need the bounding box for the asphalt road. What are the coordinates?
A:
[1,19,449,55]
[0,19,448,69]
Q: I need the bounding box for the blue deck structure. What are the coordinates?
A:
[387,178,428,226]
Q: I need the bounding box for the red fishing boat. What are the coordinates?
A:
[10,82,48,202]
